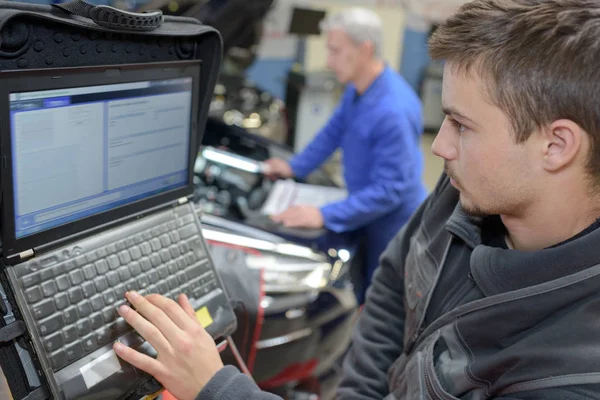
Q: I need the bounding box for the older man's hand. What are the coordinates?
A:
[113,291,223,400]
[271,205,324,229]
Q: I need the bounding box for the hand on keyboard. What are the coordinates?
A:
[113,291,224,400]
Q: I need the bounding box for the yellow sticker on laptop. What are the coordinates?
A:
[195,306,213,328]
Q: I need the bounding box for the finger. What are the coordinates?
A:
[113,341,164,378]
[145,293,199,332]
[178,294,197,319]
[125,292,183,344]
[118,304,172,354]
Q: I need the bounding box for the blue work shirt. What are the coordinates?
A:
[289,67,428,298]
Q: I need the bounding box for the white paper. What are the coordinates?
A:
[80,350,122,389]
[261,179,347,215]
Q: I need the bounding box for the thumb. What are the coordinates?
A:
[178,294,197,319]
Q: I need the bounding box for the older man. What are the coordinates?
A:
[267,8,427,303]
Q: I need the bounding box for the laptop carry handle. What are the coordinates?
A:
[52,0,163,32]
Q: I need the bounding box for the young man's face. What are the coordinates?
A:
[325,29,365,84]
[431,64,539,217]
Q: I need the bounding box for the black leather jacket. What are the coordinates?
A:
[338,174,600,400]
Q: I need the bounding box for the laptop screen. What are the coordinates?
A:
[9,77,193,239]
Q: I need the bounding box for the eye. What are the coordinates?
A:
[448,118,467,133]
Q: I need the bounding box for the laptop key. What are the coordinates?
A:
[102,307,116,324]
[69,270,84,286]
[178,224,196,240]
[107,255,120,270]
[25,287,43,304]
[96,328,111,345]
[81,282,96,298]
[77,301,92,318]
[68,287,83,304]
[140,257,152,272]
[103,289,116,306]
[94,276,108,293]
[51,263,66,278]
[94,259,109,275]
[21,272,41,288]
[65,342,83,362]
[42,281,58,298]
[167,261,178,275]
[38,314,63,336]
[114,284,127,299]
[86,252,98,264]
[32,299,56,320]
[138,276,150,289]
[130,246,142,261]
[157,265,169,279]
[105,243,117,255]
[63,306,78,324]
[169,231,180,243]
[128,262,142,277]
[82,333,98,352]
[62,326,78,344]
[150,238,161,252]
[76,319,92,337]
[83,264,97,280]
[90,312,103,330]
[118,250,132,265]
[157,281,169,294]
[118,267,131,282]
[150,254,161,268]
[160,234,171,248]
[54,293,69,310]
[96,247,107,259]
[56,275,70,291]
[91,295,104,311]
[160,249,171,263]
[50,350,68,370]
[169,246,181,259]
[107,271,120,287]
[43,332,64,353]
[140,242,152,256]
[40,267,54,282]
[75,256,87,268]
[148,270,159,284]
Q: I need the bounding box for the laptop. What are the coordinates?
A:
[0,61,237,399]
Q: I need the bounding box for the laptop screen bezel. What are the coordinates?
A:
[0,60,202,260]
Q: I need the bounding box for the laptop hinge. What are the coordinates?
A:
[6,249,35,263]
[178,196,189,205]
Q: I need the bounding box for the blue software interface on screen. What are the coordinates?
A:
[10,77,193,238]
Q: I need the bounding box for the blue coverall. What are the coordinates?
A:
[289,66,427,303]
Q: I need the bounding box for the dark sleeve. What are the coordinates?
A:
[493,384,600,400]
[196,366,282,400]
[336,181,438,400]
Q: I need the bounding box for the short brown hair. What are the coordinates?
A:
[429,0,600,186]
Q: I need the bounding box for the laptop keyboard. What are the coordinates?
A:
[13,208,220,372]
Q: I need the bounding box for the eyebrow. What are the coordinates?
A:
[442,106,476,125]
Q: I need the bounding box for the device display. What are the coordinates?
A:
[9,78,193,239]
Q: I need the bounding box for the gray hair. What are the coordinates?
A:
[320,8,383,59]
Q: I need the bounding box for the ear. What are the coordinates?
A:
[360,40,375,58]
[542,119,584,172]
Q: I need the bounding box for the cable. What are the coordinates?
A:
[226,336,253,379]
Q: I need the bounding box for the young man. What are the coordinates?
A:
[112,0,600,399]
[266,8,427,303]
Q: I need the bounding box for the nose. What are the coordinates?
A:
[431,118,458,161]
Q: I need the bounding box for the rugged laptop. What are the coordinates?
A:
[0,60,237,399]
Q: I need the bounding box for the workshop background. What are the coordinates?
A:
[14,0,464,191]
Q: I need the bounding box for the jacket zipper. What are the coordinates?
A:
[423,350,442,400]
[407,237,453,353]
